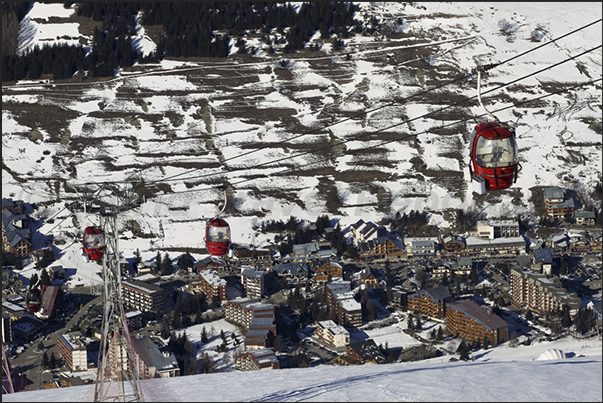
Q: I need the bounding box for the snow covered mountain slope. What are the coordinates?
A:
[2,1,602,268]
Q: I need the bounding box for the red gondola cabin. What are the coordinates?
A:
[83,226,105,261]
[26,287,42,313]
[205,218,231,256]
[469,121,520,193]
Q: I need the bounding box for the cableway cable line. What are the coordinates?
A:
[153,76,601,198]
[69,18,602,191]
[149,44,601,189]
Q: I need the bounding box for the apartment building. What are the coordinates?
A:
[225,298,278,350]
[314,320,350,348]
[404,237,438,257]
[533,248,554,275]
[510,268,581,316]
[476,219,520,239]
[121,279,165,313]
[2,310,12,344]
[244,316,278,350]
[465,236,526,257]
[130,335,180,378]
[446,299,509,346]
[233,246,273,267]
[390,286,412,310]
[56,331,88,371]
[235,348,280,371]
[544,187,575,218]
[325,280,362,328]
[241,268,265,299]
[188,269,228,302]
[225,298,277,329]
[407,286,452,320]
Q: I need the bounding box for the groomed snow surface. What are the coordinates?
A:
[4,340,601,402]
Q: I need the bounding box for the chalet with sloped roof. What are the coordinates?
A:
[575,210,596,226]
[350,219,382,243]
[233,246,273,267]
[358,235,406,260]
[274,261,309,283]
[429,260,456,278]
[569,234,590,254]
[2,208,32,256]
[314,261,343,278]
[337,338,387,365]
[587,231,601,251]
[456,256,473,276]
[440,233,465,256]
[356,267,381,289]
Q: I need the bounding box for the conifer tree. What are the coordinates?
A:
[407,313,414,331]
[559,257,566,276]
[162,252,173,276]
[40,268,51,286]
[562,306,572,328]
[134,248,142,269]
[155,251,162,274]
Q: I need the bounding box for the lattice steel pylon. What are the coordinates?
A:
[2,342,15,395]
[93,186,144,402]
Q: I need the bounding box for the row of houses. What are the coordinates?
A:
[349,211,600,261]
